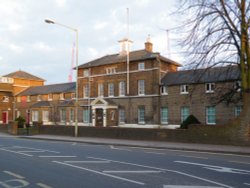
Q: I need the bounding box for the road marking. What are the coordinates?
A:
[163,186,223,188]
[0,148,33,157]
[178,155,208,159]
[64,160,110,164]
[103,170,162,173]
[244,183,250,186]
[88,157,233,188]
[53,161,145,185]
[229,161,250,165]
[175,161,250,175]
[4,171,25,179]
[110,145,131,151]
[72,142,77,146]
[18,150,45,153]
[14,146,60,153]
[39,155,76,158]
[126,146,250,158]
[145,151,165,155]
[36,183,53,188]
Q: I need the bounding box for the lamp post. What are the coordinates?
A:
[45,18,79,137]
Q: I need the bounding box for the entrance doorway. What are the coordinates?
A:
[96,109,103,127]
[2,112,8,124]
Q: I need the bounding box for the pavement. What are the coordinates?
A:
[1,132,250,154]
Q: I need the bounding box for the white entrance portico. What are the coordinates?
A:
[91,98,118,127]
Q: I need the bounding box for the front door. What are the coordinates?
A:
[96,109,103,127]
[2,112,8,124]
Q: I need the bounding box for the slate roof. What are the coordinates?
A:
[161,66,240,86]
[3,70,45,81]
[78,49,181,69]
[31,101,51,108]
[58,100,75,107]
[17,82,76,96]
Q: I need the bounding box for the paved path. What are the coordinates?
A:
[12,133,250,155]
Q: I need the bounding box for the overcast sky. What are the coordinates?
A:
[0,0,183,84]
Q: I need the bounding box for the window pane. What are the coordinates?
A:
[138,80,145,95]
[138,107,145,123]
[206,107,216,124]
[119,81,125,96]
[161,107,168,123]
[119,109,125,123]
[181,107,189,122]
[83,109,90,123]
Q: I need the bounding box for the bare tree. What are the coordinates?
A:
[177,0,250,139]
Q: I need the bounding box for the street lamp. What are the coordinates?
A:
[45,18,79,137]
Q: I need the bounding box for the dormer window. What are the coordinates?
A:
[205,83,215,93]
[48,94,53,101]
[37,95,41,101]
[60,93,64,100]
[180,85,189,94]
[161,86,168,95]
[138,62,145,70]
[234,81,241,92]
[106,67,116,75]
[2,96,9,102]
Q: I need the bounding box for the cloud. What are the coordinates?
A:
[9,44,24,54]
[8,23,23,33]
[32,42,54,52]
[93,21,108,30]
[54,0,67,7]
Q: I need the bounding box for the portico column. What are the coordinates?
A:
[103,108,107,127]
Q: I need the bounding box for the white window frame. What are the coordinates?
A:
[138,80,145,96]
[83,85,90,98]
[181,107,190,122]
[161,86,168,95]
[138,107,145,124]
[206,106,216,125]
[119,81,125,96]
[71,93,76,99]
[42,110,49,122]
[17,97,21,102]
[48,94,53,101]
[26,96,30,102]
[98,83,104,97]
[161,107,168,124]
[138,62,145,70]
[60,93,64,100]
[106,67,116,75]
[2,96,9,102]
[37,95,41,101]
[108,83,114,97]
[205,83,215,93]
[234,81,241,92]
[180,85,189,94]
[83,69,89,77]
[32,111,39,122]
[119,109,125,124]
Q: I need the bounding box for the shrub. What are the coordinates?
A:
[180,114,200,129]
[15,116,26,128]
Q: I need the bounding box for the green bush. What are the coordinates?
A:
[15,116,26,128]
[180,114,200,129]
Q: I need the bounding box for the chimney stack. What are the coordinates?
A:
[144,35,153,52]
[118,38,133,56]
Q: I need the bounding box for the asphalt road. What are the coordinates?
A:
[0,136,250,188]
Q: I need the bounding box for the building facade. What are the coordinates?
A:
[0,71,45,124]
[2,40,242,127]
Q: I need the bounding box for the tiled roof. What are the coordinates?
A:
[161,66,240,86]
[78,49,181,69]
[3,70,45,81]
[17,82,75,96]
